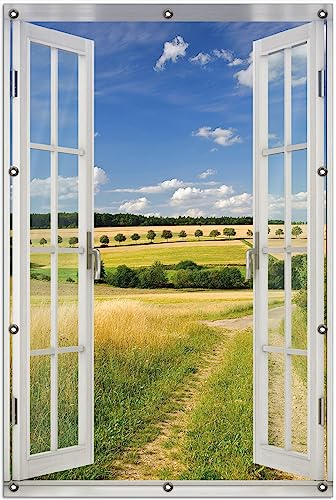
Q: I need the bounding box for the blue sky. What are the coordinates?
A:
[31,21,308,220]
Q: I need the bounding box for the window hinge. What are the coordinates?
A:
[318,397,325,426]
[10,69,18,98]
[11,397,18,426]
[318,69,325,98]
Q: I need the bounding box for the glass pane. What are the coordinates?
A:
[268,51,284,148]
[58,353,78,448]
[30,43,51,145]
[58,153,78,240]
[30,253,51,350]
[268,254,285,346]
[30,356,51,454]
[292,149,307,250]
[268,353,285,448]
[58,254,78,347]
[268,153,284,248]
[30,149,51,246]
[291,44,307,145]
[58,50,78,148]
[291,356,307,453]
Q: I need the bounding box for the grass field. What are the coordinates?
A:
[30,285,287,480]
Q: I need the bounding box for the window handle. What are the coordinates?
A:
[91,249,101,280]
[245,232,259,281]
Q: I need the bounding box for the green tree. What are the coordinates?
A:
[131,233,141,243]
[40,237,47,247]
[69,236,79,247]
[247,229,253,238]
[161,229,173,242]
[112,265,139,288]
[275,228,284,239]
[178,230,187,239]
[223,227,236,239]
[209,229,220,239]
[147,230,156,243]
[194,229,203,240]
[137,261,168,289]
[291,225,303,239]
[100,234,109,247]
[58,235,63,245]
[268,227,271,235]
[114,233,126,245]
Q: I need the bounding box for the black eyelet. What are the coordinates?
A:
[163,482,173,492]
[8,9,19,19]
[163,9,173,19]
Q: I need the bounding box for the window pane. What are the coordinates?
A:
[30,149,51,245]
[30,43,51,144]
[30,356,51,454]
[291,44,307,145]
[58,254,78,347]
[268,353,285,448]
[291,356,307,453]
[58,153,78,238]
[58,50,78,148]
[58,353,78,448]
[268,51,284,148]
[30,253,51,350]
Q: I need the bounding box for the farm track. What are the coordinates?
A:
[112,326,238,480]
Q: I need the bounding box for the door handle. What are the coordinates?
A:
[246,248,256,281]
[91,248,101,280]
[245,232,259,281]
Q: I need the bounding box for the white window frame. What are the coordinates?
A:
[1,2,333,497]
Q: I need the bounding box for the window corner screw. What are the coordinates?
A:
[8,8,19,19]
[317,167,328,177]
[163,9,173,19]
[9,324,19,335]
[317,482,328,492]
[9,482,19,492]
[317,324,328,335]
[9,166,19,177]
[317,9,328,19]
[163,482,174,492]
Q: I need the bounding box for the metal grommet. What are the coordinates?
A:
[163,9,173,19]
[8,8,19,19]
[9,482,19,492]
[317,482,328,492]
[163,482,174,492]
[317,324,328,335]
[317,167,328,177]
[9,166,19,177]
[317,9,328,19]
[9,324,19,335]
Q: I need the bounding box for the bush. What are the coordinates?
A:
[291,254,307,290]
[66,276,75,283]
[268,256,284,289]
[173,269,196,289]
[173,266,244,290]
[137,261,168,289]
[30,272,51,281]
[112,265,139,288]
[208,267,244,289]
[175,260,201,271]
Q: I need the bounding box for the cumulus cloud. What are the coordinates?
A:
[215,192,253,215]
[192,126,242,147]
[213,49,233,61]
[198,168,216,179]
[234,53,253,88]
[94,166,109,193]
[189,52,212,66]
[111,178,184,194]
[186,208,205,217]
[119,197,149,213]
[154,36,189,71]
[171,184,234,204]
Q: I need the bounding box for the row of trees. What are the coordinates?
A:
[104,260,246,290]
[30,212,298,229]
[32,236,79,247]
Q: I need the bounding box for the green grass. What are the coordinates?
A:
[99,241,246,268]
[179,329,284,480]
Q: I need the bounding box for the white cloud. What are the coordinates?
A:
[94,131,100,138]
[111,178,184,194]
[215,192,253,215]
[234,52,253,88]
[119,197,149,213]
[192,126,242,147]
[171,184,234,204]
[186,208,205,217]
[228,58,244,67]
[213,49,233,62]
[154,36,189,71]
[292,76,307,87]
[210,147,218,153]
[198,168,216,179]
[94,166,109,193]
[189,52,212,66]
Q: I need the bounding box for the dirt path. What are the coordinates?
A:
[112,328,238,480]
[201,305,286,330]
